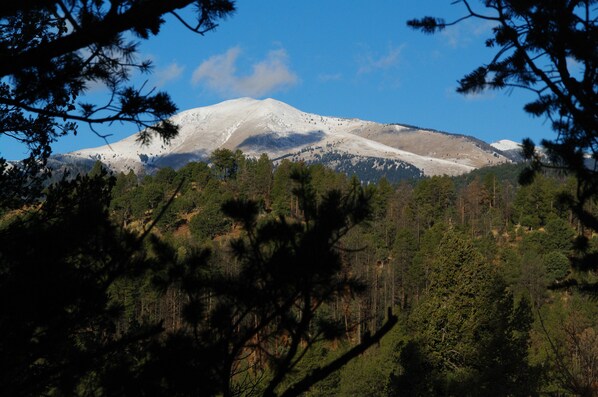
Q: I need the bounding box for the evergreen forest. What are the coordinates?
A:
[3,149,596,396]
[1,1,596,396]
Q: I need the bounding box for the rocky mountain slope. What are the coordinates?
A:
[57,98,516,182]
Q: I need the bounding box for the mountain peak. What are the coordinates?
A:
[64,98,513,180]
[491,139,521,151]
[178,97,301,122]
[208,97,292,109]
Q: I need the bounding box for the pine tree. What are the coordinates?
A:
[409,230,536,396]
[408,1,598,279]
[0,1,235,207]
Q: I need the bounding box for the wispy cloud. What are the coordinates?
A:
[357,44,404,75]
[191,47,299,97]
[155,62,184,87]
[441,19,497,48]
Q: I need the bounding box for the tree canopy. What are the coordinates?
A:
[0,0,235,206]
[408,0,597,230]
[409,230,535,395]
[2,2,597,395]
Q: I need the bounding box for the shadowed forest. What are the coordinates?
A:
[2,152,597,396]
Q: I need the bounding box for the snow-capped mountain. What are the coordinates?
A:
[490,139,524,162]
[491,139,520,152]
[57,98,513,182]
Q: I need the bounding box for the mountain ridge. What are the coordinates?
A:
[59,98,517,182]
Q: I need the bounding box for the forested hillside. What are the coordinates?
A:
[2,0,596,396]
[4,149,594,396]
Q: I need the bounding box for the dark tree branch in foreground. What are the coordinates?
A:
[277,309,398,397]
[156,168,394,396]
[0,0,235,207]
[408,0,598,253]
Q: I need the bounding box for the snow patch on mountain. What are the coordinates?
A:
[491,139,521,152]
[65,98,512,178]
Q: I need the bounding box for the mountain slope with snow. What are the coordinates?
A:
[62,98,512,180]
[490,139,524,162]
[491,139,520,152]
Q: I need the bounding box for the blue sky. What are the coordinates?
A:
[4,1,555,160]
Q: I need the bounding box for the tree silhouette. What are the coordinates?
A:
[0,163,398,396]
[408,1,598,285]
[0,0,235,207]
[0,171,165,396]
[408,1,597,228]
[156,168,398,397]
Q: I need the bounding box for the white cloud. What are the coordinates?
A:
[192,47,298,97]
[155,62,184,87]
[357,45,404,75]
